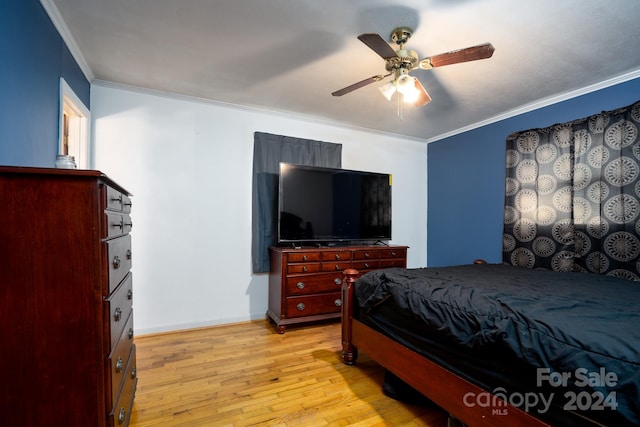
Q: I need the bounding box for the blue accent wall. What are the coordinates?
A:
[427,77,640,267]
[0,0,90,167]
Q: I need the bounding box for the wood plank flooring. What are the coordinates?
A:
[130,320,449,426]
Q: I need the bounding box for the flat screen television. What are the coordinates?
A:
[278,163,392,245]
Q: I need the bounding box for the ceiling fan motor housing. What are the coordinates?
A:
[385,48,419,75]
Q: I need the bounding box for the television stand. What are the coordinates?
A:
[267,244,408,333]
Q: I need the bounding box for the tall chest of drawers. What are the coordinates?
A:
[268,245,407,333]
[0,166,137,427]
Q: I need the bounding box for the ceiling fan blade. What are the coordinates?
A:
[413,78,431,106]
[357,33,398,60]
[419,43,495,69]
[331,74,389,97]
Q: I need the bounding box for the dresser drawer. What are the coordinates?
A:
[379,248,406,259]
[353,259,379,271]
[353,249,379,260]
[285,292,342,317]
[287,252,320,263]
[107,311,135,412]
[380,258,406,268]
[106,185,133,214]
[107,235,132,294]
[320,250,352,261]
[105,273,133,350]
[285,273,343,295]
[287,263,321,274]
[108,345,137,427]
[105,212,133,239]
[320,261,351,272]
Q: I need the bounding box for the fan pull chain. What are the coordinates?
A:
[397,92,404,120]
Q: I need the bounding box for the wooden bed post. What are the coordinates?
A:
[341,268,359,365]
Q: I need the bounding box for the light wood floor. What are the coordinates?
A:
[129,319,449,427]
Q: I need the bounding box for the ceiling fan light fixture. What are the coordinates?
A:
[379,81,396,101]
[396,76,420,104]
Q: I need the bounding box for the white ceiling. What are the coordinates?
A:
[48,0,640,142]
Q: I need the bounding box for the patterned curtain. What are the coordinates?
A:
[503,100,640,280]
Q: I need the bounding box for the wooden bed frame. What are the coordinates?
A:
[341,268,552,427]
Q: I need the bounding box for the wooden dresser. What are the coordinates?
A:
[0,166,137,427]
[268,245,407,333]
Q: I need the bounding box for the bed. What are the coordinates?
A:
[340,263,640,427]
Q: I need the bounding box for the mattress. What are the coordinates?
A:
[355,264,640,426]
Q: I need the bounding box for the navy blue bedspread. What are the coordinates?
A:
[355,263,640,426]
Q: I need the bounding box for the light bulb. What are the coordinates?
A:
[396,76,420,103]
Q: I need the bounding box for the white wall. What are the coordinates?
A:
[91,83,428,335]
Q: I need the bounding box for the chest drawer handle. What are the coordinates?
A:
[131,367,137,379]
[302,266,307,272]
[115,357,123,373]
[302,255,307,261]
[364,253,370,258]
[113,256,121,269]
[128,328,134,340]
[334,264,340,270]
[114,307,122,322]
[296,282,305,290]
[364,263,370,269]
[335,254,340,259]
[391,251,397,257]
[117,407,126,425]
[334,299,342,307]
[112,194,123,205]
[334,278,341,285]
[127,289,133,300]
[296,303,305,311]
[126,249,132,260]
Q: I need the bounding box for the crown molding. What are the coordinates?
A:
[424,69,640,144]
[40,0,94,82]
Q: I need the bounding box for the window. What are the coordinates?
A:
[59,78,90,169]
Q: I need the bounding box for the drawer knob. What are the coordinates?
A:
[334,299,342,307]
[364,253,370,258]
[335,254,340,259]
[127,289,133,300]
[131,367,137,379]
[302,266,307,272]
[296,303,305,311]
[364,263,370,269]
[126,249,132,260]
[334,278,341,285]
[128,328,134,340]
[118,407,126,425]
[114,307,122,322]
[112,194,123,204]
[391,251,397,257]
[113,256,121,269]
[115,357,123,373]
[296,282,305,289]
[302,255,307,261]
[334,264,340,270]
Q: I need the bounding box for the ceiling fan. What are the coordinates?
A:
[332,27,495,110]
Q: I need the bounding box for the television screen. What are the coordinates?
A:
[278,163,392,244]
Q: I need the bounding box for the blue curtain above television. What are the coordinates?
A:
[252,132,342,273]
